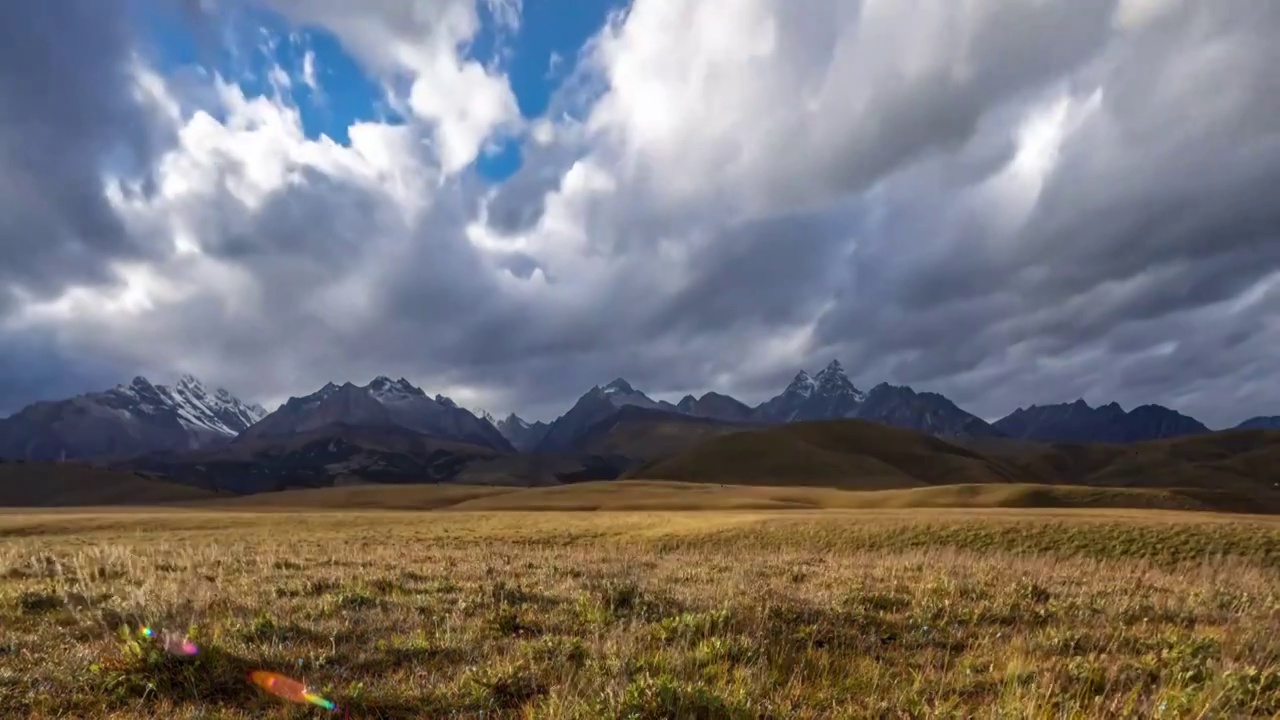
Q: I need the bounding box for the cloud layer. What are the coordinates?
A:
[1,0,1278,428]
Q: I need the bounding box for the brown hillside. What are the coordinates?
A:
[629,419,1023,489]
[0,462,218,506]
[966,429,1280,495]
[642,421,1280,500]
[165,479,1280,514]
[572,406,755,460]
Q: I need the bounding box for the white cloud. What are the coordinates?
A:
[6,0,1280,428]
[301,49,319,92]
[258,0,521,173]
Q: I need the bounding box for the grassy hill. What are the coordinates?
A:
[570,406,755,461]
[627,419,1026,489]
[10,418,1280,509]
[964,428,1280,495]
[0,462,217,506]
[631,420,1280,499]
[170,479,1280,515]
[113,423,633,491]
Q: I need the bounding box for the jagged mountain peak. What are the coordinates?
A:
[0,374,265,461]
[602,378,635,394]
[240,379,511,451]
[365,375,425,402]
[499,412,529,427]
[817,359,845,375]
[783,370,816,397]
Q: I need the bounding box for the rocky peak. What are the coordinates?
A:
[366,375,424,402]
[501,413,529,429]
[602,378,635,395]
[814,360,863,401]
[783,371,816,397]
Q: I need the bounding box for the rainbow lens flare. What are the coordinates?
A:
[140,626,198,656]
[249,670,337,711]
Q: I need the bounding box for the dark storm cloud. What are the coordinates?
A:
[0,2,169,306]
[0,330,128,415]
[643,210,855,337]
[812,0,1280,427]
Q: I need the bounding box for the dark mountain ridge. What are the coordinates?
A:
[994,398,1209,443]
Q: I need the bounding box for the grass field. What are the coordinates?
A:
[1,505,1279,718]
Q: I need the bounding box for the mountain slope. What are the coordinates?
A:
[495,413,551,452]
[0,376,265,461]
[239,376,511,451]
[995,399,1209,443]
[676,392,755,422]
[631,419,1022,489]
[0,461,219,506]
[754,361,866,422]
[535,379,678,452]
[854,383,1001,438]
[1237,416,1280,430]
[570,405,754,462]
[120,422,506,493]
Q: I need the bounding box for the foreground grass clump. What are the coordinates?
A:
[0,509,1277,718]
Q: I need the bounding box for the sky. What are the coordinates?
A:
[1,0,1278,428]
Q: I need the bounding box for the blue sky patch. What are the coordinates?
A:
[134,0,627,180]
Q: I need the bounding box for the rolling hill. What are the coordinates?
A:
[633,420,1280,499]
[0,462,218,506]
[177,479,1280,515]
[627,419,1024,489]
[569,405,757,460]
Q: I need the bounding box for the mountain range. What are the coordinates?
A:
[0,375,266,461]
[0,360,1271,476]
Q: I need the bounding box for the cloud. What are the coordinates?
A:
[0,2,171,312]
[0,328,130,416]
[2,0,1279,431]
[248,0,522,173]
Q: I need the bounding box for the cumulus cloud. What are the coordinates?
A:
[1,0,1279,428]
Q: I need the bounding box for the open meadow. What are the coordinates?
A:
[1,490,1279,718]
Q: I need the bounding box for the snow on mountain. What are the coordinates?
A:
[813,360,865,404]
[238,376,513,451]
[599,378,673,411]
[755,361,864,422]
[367,375,425,404]
[787,371,816,398]
[535,378,678,452]
[100,375,264,438]
[0,375,264,460]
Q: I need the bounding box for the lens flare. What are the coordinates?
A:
[249,670,337,711]
[140,626,198,656]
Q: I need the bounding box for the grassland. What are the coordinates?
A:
[2,505,1279,718]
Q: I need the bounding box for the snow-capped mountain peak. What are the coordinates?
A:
[102,374,264,438]
[783,371,816,398]
[814,359,864,401]
[601,378,635,395]
[503,413,530,429]
[594,378,668,411]
[366,375,424,403]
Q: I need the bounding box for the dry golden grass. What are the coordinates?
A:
[1,508,1278,718]
[146,479,1280,515]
